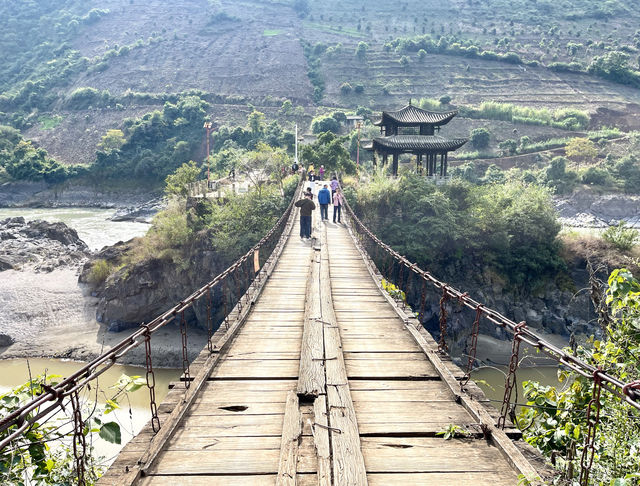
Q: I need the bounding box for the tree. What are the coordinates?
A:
[565,137,598,167]
[292,0,309,18]
[439,95,451,105]
[418,49,427,61]
[498,139,517,155]
[355,41,368,60]
[279,99,293,115]
[247,110,265,136]
[399,55,410,67]
[470,127,490,149]
[165,161,201,197]
[98,129,125,152]
[301,132,354,174]
[311,115,340,134]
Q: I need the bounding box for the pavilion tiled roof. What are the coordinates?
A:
[371,135,467,151]
[373,104,458,126]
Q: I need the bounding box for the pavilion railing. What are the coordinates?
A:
[341,194,640,486]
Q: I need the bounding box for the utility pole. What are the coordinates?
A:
[356,121,362,171]
[203,121,212,186]
[294,124,299,167]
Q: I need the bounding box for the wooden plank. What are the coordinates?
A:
[312,395,331,486]
[186,401,285,417]
[345,358,437,378]
[212,359,300,379]
[297,248,325,398]
[276,391,302,486]
[366,472,518,485]
[145,438,316,475]
[321,227,368,486]
[360,437,518,474]
[340,221,543,485]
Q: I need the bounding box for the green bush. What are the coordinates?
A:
[603,222,638,251]
[351,175,563,287]
[88,259,112,284]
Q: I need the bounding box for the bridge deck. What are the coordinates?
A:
[104,202,526,485]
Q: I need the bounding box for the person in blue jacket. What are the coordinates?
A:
[317,184,331,221]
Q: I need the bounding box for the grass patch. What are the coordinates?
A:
[303,21,365,38]
[38,115,64,130]
[263,29,283,36]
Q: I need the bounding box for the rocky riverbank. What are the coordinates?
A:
[0,180,162,210]
[555,189,640,228]
[0,217,199,367]
[0,217,90,272]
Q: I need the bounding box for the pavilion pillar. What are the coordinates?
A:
[417,154,422,175]
[392,153,399,177]
[444,152,448,177]
[439,154,444,176]
[383,153,388,167]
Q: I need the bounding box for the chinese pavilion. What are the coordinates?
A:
[365,102,467,177]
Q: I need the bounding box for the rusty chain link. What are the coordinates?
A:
[438,287,450,353]
[418,280,427,323]
[206,288,214,353]
[142,325,160,433]
[179,310,191,389]
[579,369,603,486]
[461,305,484,390]
[70,390,87,486]
[498,321,526,429]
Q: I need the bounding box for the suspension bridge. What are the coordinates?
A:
[1,179,639,486]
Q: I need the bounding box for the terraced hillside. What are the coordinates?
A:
[2,0,640,166]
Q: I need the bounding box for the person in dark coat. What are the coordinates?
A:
[317,184,331,221]
[295,192,316,239]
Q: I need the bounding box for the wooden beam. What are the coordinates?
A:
[276,391,302,486]
[313,395,332,486]
[297,250,324,399]
[321,226,368,486]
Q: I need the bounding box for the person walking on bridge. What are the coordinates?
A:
[333,188,344,224]
[330,174,339,197]
[295,191,316,239]
[318,184,331,221]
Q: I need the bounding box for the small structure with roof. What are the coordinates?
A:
[364,101,467,177]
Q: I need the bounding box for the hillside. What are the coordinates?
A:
[1,0,640,170]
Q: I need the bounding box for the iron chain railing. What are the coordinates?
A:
[341,193,640,485]
[0,177,303,484]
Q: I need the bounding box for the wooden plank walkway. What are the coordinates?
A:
[102,192,539,485]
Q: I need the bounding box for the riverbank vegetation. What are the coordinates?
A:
[517,268,640,484]
[347,173,563,288]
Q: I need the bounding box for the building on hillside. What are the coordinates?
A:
[363,102,467,177]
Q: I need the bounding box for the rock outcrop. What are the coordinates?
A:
[80,233,227,333]
[0,217,91,272]
[555,190,640,228]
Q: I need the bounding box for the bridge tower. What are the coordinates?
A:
[365,101,467,177]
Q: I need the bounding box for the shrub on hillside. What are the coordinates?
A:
[603,222,638,251]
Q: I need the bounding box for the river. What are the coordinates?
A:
[0,358,180,462]
[0,207,150,251]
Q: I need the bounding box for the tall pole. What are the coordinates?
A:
[294,124,298,166]
[203,121,212,185]
[356,121,362,171]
